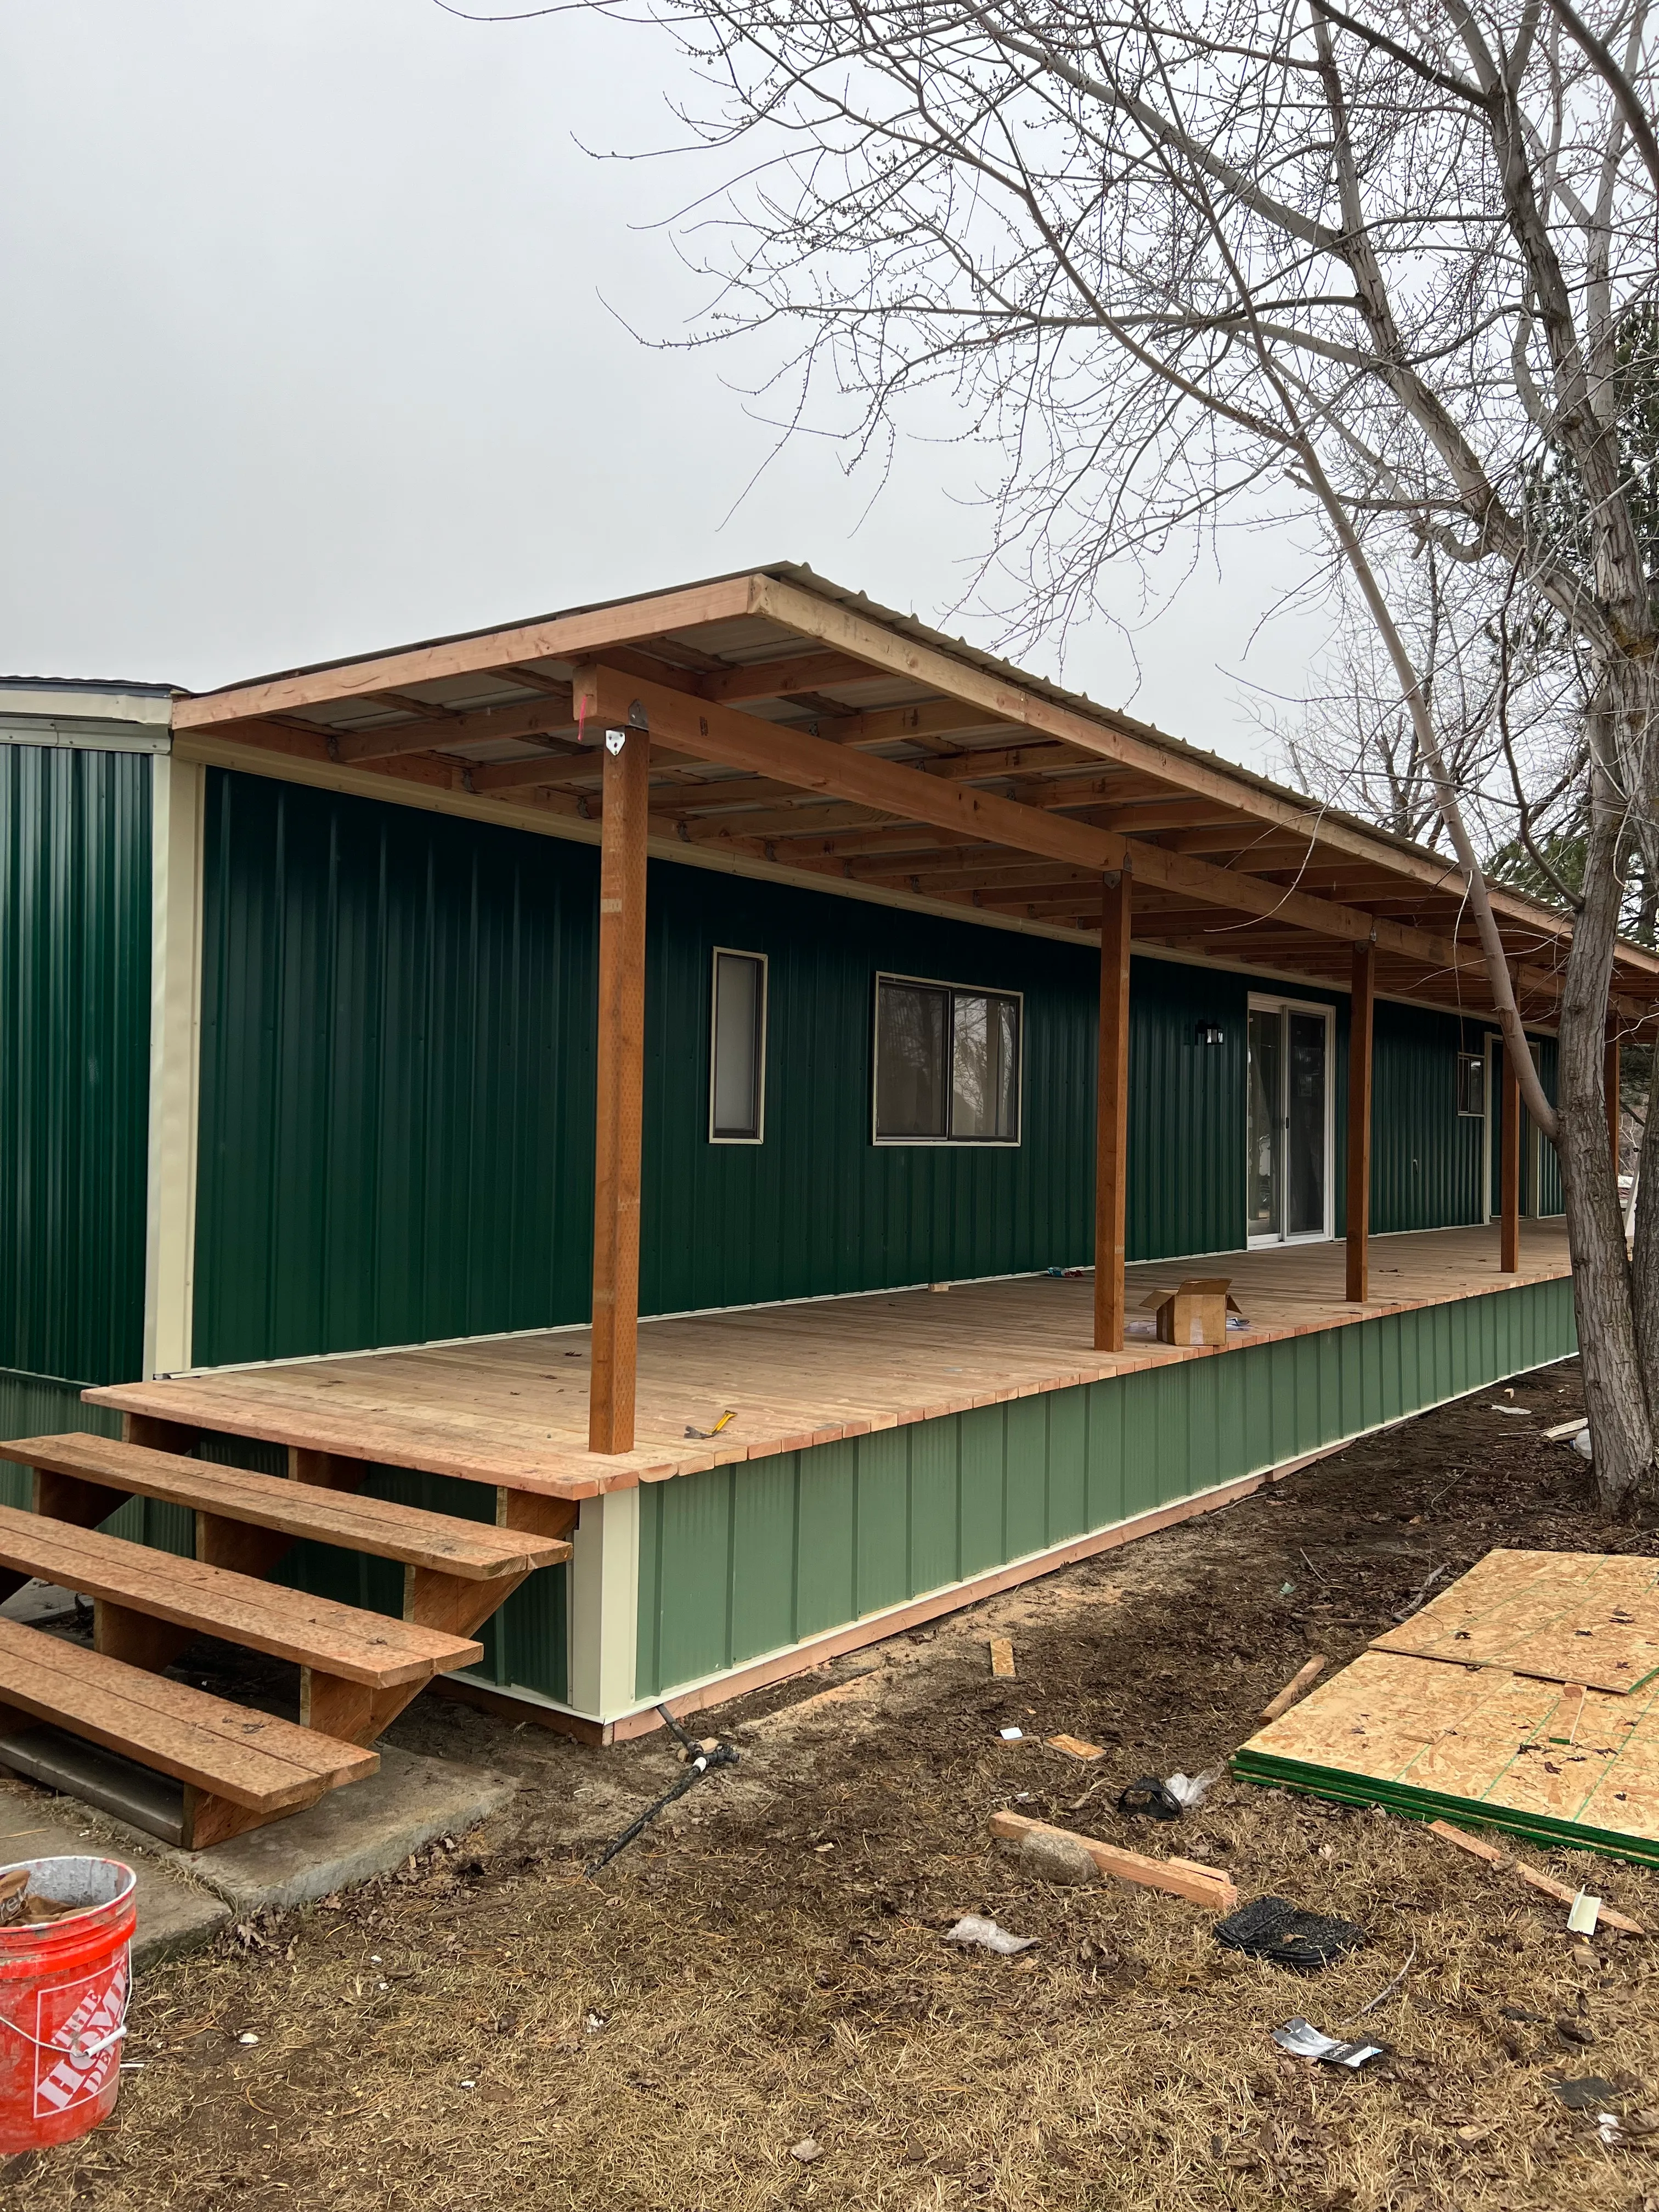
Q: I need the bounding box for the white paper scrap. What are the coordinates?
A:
[945,1915,1039,1955]
[1272,2017,1387,2069]
[999,1726,1024,1741]
[1567,1889,1602,1936]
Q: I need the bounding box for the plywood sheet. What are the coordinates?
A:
[1235,1645,1659,1861]
[1370,1548,1659,1694]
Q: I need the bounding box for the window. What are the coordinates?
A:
[874,974,1020,1143]
[709,949,766,1142]
[1457,1051,1485,1119]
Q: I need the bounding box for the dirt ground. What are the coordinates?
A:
[8,1353,1659,2212]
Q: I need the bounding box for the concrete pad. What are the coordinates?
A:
[153,1747,517,1915]
[0,1788,230,1966]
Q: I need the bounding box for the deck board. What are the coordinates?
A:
[85,1223,1571,1500]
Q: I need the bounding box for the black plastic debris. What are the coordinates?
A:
[1549,2075,1621,2111]
[1215,1895,1366,1971]
[1118,1776,1183,1821]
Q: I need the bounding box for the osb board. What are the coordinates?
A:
[1234,1648,1659,1863]
[1370,1548,1659,1694]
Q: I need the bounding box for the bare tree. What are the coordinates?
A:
[489,0,1659,1502]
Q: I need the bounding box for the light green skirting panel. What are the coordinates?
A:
[635,1278,1578,1701]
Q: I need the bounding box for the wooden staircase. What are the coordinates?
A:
[0,1426,574,1849]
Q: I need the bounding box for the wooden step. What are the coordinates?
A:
[0,1615,376,1850]
[0,1434,573,1578]
[0,1503,481,1745]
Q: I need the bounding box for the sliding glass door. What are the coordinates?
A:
[1247,998,1334,1244]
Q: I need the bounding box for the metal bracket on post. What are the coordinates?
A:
[603,729,625,757]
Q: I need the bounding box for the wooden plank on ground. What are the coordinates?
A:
[989,1810,1238,1910]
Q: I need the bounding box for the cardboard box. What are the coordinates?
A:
[1142,1277,1240,1347]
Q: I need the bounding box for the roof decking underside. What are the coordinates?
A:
[171,567,1659,1031]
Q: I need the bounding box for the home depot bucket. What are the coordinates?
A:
[0,1857,137,2152]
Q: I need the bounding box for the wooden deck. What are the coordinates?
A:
[86,1222,1571,1502]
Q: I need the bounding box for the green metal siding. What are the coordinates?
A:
[0,746,150,1389]
[195,772,1258,1362]
[194,770,600,1367]
[1368,1003,1489,1234]
[635,1275,1578,1697]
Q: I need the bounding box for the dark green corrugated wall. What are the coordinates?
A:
[194,771,601,1367]
[193,769,1553,1366]
[194,771,1247,1363]
[1368,1002,1490,1234]
[636,1274,1577,1696]
[0,745,150,1396]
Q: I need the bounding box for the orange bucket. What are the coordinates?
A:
[0,1857,137,2152]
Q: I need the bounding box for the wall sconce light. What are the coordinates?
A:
[1195,1022,1225,1047]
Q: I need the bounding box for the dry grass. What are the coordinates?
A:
[7,1359,1659,2211]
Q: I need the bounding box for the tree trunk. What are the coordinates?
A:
[1558,677,1658,1514]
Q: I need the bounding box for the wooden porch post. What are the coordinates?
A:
[1095,870,1132,1353]
[1500,1038,1521,1274]
[1345,943,1375,1304]
[588,719,651,1454]
[1606,1029,1621,1171]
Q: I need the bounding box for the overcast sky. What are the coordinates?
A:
[0,2,1331,768]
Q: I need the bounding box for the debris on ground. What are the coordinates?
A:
[990,1810,1238,1910]
[1214,1895,1367,1970]
[1425,1819,1646,1933]
[1017,1829,1098,1886]
[1271,2016,1389,2068]
[1117,1775,1183,1821]
[944,1915,1037,1955]
[1260,1654,1328,1724]
[1543,1417,1589,1442]
[989,1637,1015,1678]
[1573,1430,1594,1460]
[1490,1403,1533,1417]
[1549,2075,1622,2111]
[1164,1767,1221,1809]
[997,1725,1024,1741]
[788,2137,821,2163]
[1568,1889,1602,1935]
[1046,1733,1106,1761]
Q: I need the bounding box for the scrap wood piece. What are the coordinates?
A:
[989,1637,1016,1679]
[1425,1819,1645,1934]
[1549,1684,1588,1747]
[1047,1733,1106,1762]
[1543,1418,1589,1443]
[989,1810,1238,1912]
[1260,1655,1328,1725]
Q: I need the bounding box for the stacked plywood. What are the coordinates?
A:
[1233,1550,1659,1865]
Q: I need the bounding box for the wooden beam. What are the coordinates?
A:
[697,653,883,704]
[588,726,651,1455]
[1346,944,1375,1303]
[172,578,760,730]
[573,663,1580,1009]
[1096,872,1132,1353]
[751,571,1629,967]
[335,689,577,765]
[1501,1040,1521,1273]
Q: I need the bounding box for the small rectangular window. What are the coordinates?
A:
[874,973,1021,1143]
[710,949,766,1142]
[1457,1052,1485,1118]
